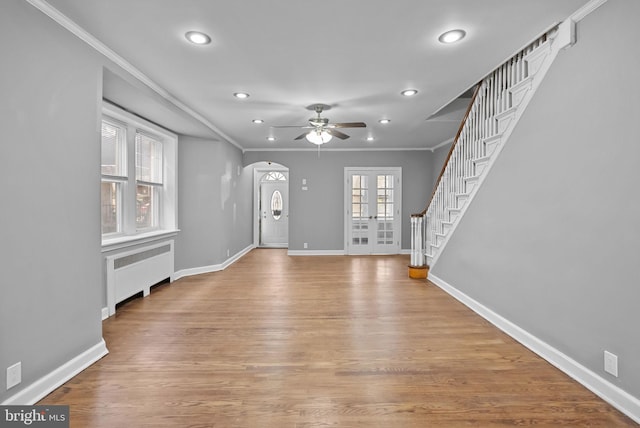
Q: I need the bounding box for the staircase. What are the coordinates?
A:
[410,20,577,271]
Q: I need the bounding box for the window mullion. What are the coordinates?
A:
[136,180,162,186]
[123,124,137,236]
[101,174,128,182]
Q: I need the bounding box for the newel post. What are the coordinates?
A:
[408,213,428,279]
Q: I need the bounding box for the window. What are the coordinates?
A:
[263,171,286,181]
[101,103,177,245]
[135,132,163,230]
[100,119,126,235]
[270,190,283,220]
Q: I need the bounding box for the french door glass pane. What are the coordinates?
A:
[351,175,369,220]
[376,175,395,244]
[377,175,394,220]
[351,174,369,245]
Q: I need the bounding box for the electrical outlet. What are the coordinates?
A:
[7,362,21,390]
[604,351,618,377]
[303,243,308,249]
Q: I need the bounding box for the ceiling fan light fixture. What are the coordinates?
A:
[438,29,466,44]
[401,89,418,97]
[306,130,332,145]
[185,31,211,45]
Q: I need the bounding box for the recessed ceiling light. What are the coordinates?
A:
[366,136,375,141]
[379,119,391,124]
[439,29,466,44]
[266,136,276,141]
[185,31,211,45]
[252,119,264,124]
[234,92,250,99]
[401,89,418,97]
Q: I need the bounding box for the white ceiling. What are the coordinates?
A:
[45,0,590,150]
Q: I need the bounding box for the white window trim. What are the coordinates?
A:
[101,101,178,248]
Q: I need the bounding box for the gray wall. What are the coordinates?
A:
[0,0,104,402]
[244,150,434,251]
[175,136,253,271]
[432,142,452,186]
[432,0,640,400]
[0,0,252,402]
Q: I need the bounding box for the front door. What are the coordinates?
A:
[260,172,288,247]
[345,168,402,254]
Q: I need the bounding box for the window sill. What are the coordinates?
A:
[101,229,179,253]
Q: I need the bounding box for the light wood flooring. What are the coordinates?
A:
[40,249,636,427]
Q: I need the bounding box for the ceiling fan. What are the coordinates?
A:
[272,104,366,145]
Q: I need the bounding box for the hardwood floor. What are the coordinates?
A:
[40,249,635,427]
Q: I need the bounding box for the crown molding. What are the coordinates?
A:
[430,138,455,152]
[242,147,433,152]
[23,0,243,150]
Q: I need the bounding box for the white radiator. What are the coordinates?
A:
[105,240,174,316]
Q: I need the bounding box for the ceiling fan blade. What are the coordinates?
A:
[328,122,366,128]
[294,132,308,140]
[271,125,313,129]
[325,129,350,140]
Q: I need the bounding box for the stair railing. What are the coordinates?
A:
[410,32,550,273]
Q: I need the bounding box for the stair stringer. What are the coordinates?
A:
[427,20,576,267]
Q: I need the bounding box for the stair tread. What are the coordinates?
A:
[495,106,517,119]
[483,133,502,143]
[510,74,534,90]
[474,155,491,163]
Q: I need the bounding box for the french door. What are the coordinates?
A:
[345,167,402,254]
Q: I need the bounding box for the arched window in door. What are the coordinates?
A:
[262,171,287,182]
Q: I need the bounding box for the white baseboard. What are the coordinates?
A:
[1,339,109,406]
[287,249,345,256]
[101,307,109,321]
[428,273,640,424]
[173,244,254,280]
[288,250,410,256]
